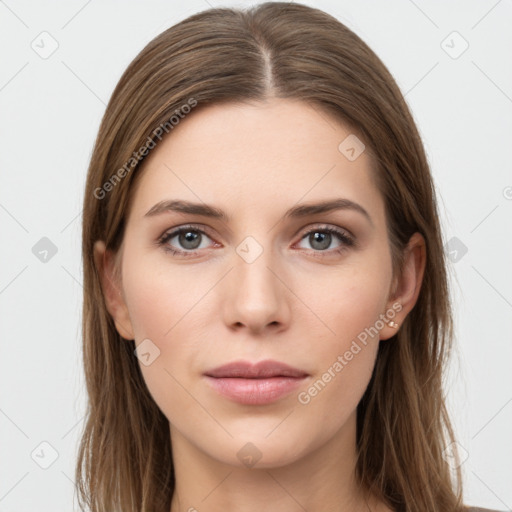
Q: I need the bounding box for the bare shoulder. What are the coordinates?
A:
[466,507,508,512]
[372,497,507,512]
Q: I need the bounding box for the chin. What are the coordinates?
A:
[223,446,304,470]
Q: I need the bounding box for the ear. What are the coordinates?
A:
[380,232,426,340]
[93,240,135,341]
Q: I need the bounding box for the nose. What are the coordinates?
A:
[221,243,291,335]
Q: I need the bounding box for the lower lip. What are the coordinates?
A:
[204,376,307,405]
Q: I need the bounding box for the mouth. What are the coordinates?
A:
[203,359,309,405]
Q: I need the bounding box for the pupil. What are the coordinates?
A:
[311,232,330,250]
[180,231,200,249]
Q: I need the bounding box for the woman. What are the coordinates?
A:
[76,2,501,511]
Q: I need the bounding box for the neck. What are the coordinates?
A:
[169,409,376,512]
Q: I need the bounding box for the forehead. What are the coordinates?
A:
[126,98,383,224]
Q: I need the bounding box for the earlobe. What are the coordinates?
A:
[380,232,426,340]
[93,240,135,341]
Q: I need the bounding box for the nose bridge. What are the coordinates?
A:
[235,234,280,304]
[223,233,290,331]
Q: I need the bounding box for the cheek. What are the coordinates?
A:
[298,257,392,346]
[120,255,217,420]
[122,254,209,341]
[291,260,390,416]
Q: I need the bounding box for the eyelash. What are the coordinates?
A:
[156,223,356,258]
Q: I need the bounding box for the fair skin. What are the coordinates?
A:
[94,98,425,512]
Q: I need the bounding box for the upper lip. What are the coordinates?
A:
[204,359,309,379]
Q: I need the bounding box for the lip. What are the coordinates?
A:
[203,360,309,405]
[204,359,309,379]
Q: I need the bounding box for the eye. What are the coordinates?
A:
[157,224,217,256]
[295,225,355,256]
[157,223,356,258]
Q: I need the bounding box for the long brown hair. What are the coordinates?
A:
[76,2,466,511]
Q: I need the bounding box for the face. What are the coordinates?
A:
[97,98,413,469]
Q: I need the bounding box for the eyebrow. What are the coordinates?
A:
[144,198,373,226]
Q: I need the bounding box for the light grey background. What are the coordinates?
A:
[1,1,511,511]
